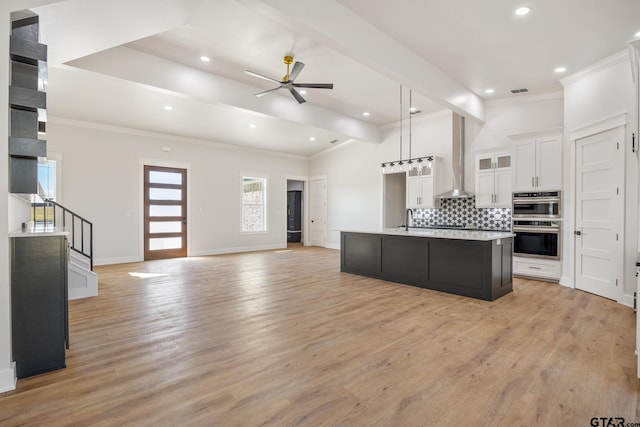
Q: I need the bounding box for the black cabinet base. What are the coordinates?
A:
[340,232,513,301]
[11,235,68,379]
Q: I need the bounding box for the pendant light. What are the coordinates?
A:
[380,85,433,174]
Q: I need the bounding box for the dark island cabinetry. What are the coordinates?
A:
[11,234,68,378]
[341,231,513,301]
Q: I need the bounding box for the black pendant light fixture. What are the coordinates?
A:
[381,85,432,174]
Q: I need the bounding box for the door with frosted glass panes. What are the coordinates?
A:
[144,165,187,260]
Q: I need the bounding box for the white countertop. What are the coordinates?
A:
[10,226,69,238]
[342,228,515,241]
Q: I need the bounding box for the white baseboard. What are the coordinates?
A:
[94,256,142,266]
[559,276,573,288]
[0,363,16,394]
[95,242,334,265]
[189,243,286,257]
[325,243,340,250]
[620,293,635,308]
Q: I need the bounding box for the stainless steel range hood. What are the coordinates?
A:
[436,112,473,199]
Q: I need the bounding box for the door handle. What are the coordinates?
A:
[182,217,186,225]
[531,177,535,187]
[575,230,581,236]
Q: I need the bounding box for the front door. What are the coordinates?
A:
[144,165,187,260]
[309,178,327,247]
[574,127,624,300]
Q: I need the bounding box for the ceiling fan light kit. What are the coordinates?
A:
[246,55,334,104]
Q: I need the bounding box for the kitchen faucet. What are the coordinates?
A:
[405,208,413,231]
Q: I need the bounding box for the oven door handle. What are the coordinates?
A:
[513,227,559,233]
[513,198,560,204]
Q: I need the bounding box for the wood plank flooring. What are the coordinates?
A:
[1,246,638,426]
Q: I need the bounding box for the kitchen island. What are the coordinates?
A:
[340,229,514,301]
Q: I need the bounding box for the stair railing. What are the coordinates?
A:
[32,199,94,271]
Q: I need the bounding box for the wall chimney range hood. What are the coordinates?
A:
[436,112,473,199]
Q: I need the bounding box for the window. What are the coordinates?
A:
[37,159,56,200]
[242,176,267,232]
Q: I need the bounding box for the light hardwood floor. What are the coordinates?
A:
[1,246,638,426]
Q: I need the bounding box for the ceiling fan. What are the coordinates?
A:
[245,55,334,104]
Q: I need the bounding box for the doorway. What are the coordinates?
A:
[383,172,407,228]
[287,179,304,247]
[143,165,187,260]
[574,127,624,300]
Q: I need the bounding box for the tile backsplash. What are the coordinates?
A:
[412,197,511,231]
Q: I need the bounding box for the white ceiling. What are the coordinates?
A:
[33,0,640,157]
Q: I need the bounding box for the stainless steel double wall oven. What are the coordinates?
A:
[512,191,561,260]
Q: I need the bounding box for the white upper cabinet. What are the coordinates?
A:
[512,133,562,192]
[475,151,512,208]
[406,157,445,208]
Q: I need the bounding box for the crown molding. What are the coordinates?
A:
[559,50,630,87]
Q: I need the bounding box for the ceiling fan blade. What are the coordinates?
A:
[289,87,306,104]
[292,83,334,89]
[245,70,282,84]
[288,61,305,81]
[254,86,282,97]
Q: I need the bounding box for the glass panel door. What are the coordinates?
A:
[144,165,187,260]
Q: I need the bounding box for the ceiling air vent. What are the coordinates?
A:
[329,139,339,144]
[510,88,529,94]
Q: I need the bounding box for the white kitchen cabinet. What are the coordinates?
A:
[512,133,562,191]
[406,175,434,208]
[513,256,561,280]
[406,157,445,208]
[475,151,512,208]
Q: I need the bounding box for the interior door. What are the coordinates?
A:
[144,165,187,260]
[575,128,624,300]
[309,178,327,247]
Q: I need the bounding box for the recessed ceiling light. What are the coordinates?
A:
[362,111,370,117]
[515,6,531,15]
[164,105,173,111]
[309,137,316,141]
[635,31,640,38]
[299,90,307,95]
[554,66,567,73]
[249,123,256,128]
[485,88,495,94]
[200,55,211,62]
[409,106,418,113]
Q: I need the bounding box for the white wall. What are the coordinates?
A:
[310,110,454,247]
[47,119,309,265]
[287,180,304,191]
[0,5,12,394]
[561,51,637,304]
